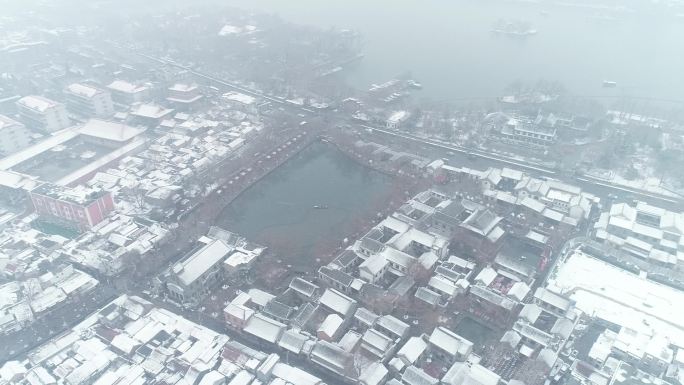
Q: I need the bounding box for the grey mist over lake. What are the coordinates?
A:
[221,0,684,103]
[216,142,398,268]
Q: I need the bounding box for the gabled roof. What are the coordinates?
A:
[289,277,319,298]
[131,104,173,119]
[500,330,522,348]
[318,313,344,338]
[442,362,500,385]
[79,119,145,142]
[66,83,102,98]
[397,336,428,365]
[360,237,385,254]
[428,275,459,297]
[534,287,571,313]
[247,288,275,308]
[319,266,354,287]
[469,285,516,310]
[332,249,360,269]
[428,327,473,357]
[223,303,254,324]
[17,95,60,112]
[278,329,308,354]
[354,307,379,327]
[359,362,388,385]
[433,200,467,226]
[263,300,294,321]
[519,303,542,323]
[388,276,415,297]
[508,281,531,302]
[501,167,524,181]
[415,287,441,306]
[319,289,356,317]
[380,216,411,234]
[495,252,535,279]
[359,254,388,276]
[242,314,285,343]
[520,196,545,213]
[107,80,148,94]
[310,340,355,376]
[402,366,438,385]
[475,266,497,286]
[380,247,415,269]
[376,315,409,338]
[172,239,232,286]
[362,328,394,357]
[462,209,502,236]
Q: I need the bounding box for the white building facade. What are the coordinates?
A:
[65,83,115,118]
[15,95,70,132]
[0,115,32,156]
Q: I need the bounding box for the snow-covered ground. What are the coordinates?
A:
[548,250,684,346]
[585,168,682,198]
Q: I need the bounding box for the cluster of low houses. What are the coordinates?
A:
[0,180,171,336]
[0,295,330,385]
[143,184,590,385]
[431,163,598,232]
[0,289,578,385]
[0,77,266,337]
[60,212,170,276]
[82,81,263,219]
[194,178,683,385]
[88,112,261,218]
[0,260,98,336]
[223,278,514,385]
[502,288,579,370]
[593,201,684,267]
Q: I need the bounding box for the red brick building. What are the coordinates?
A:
[29,184,114,231]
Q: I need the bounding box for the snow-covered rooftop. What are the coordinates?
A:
[550,250,684,346]
[131,104,173,119]
[319,288,356,317]
[66,83,102,98]
[0,114,22,130]
[17,95,60,112]
[169,83,197,92]
[173,239,232,285]
[107,80,148,94]
[223,92,256,106]
[79,119,145,142]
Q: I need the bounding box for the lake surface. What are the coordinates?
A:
[221,0,684,104]
[215,142,397,268]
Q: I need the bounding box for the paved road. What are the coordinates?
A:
[358,125,683,210]
[130,49,683,210]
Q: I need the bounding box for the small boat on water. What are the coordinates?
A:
[602,80,617,88]
[313,205,329,209]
